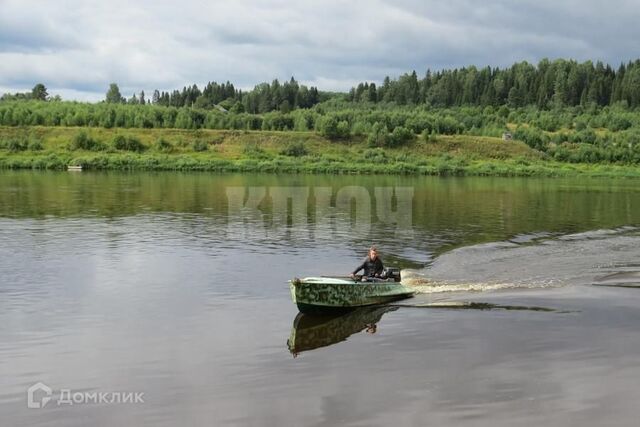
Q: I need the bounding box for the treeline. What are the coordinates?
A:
[0,100,313,130]
[143,78,322,113]
[2,97,639,139]
[3,78,323,114]
[6,58,640,113]
[1,97,638,132]
[349,59,640,108]
[0,84,58,102]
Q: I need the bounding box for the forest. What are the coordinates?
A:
[348,59,640,108]
[2,58,640,169]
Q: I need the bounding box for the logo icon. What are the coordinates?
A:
[27,382,52,409]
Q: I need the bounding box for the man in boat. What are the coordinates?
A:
[350,246,384,280]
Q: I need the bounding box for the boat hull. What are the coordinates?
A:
[290,277,414,314]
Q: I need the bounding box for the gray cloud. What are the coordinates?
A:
[1,0,640,101]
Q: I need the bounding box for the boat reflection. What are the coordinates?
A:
[287,305,398,356]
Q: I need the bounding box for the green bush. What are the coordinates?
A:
[336,120,350,137]
[70,131,104,151]
[607,115,632,131]
[7,137,28,152]
[318,115,350,139]
[261,112,294,131]
[386,126,414,147]
[497,106,510,118]
[535,113,561,132]
[113,135,146,152]
[569,129,597,144]
[280,142,308,157]
[421,130,438,143]
[367,122,388,147]
[242,142,269,159]
[351,121,369,136]
[28,138,44,151]
[192,140,208,152]
[574,120,587,131]
[550,132,570,144]
[362,148,388,163]
[513,126,546,150]
[155,138,174,153]
[434,116,463,135]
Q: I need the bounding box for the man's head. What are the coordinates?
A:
[368,246,378,260]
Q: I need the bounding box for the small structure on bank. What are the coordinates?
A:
[502,132,513,141]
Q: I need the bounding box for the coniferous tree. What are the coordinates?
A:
[345,59,640,108]
[368,83,377,103]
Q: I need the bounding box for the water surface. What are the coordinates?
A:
[2,171,640,426]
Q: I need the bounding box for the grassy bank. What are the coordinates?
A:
[1,126,640,177]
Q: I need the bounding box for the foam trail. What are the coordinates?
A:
[594,271,640,284]
[402,227,640,294]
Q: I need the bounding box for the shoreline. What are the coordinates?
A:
[2,152,640,178]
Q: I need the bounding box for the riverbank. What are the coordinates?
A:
[1,126,640,177]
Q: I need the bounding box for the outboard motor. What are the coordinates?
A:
[383,267,401,282]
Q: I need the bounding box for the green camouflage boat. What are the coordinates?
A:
[289,274,414,314]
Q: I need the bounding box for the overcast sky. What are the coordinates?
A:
[1,0,640,101]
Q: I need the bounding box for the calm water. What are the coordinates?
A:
[2,171,640,426]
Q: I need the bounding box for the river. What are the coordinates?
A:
[1,171,640,426]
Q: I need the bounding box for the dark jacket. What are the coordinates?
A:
[352,256,384,277]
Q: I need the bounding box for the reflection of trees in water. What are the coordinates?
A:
[287,306,398,356]
[3,173,640,265]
